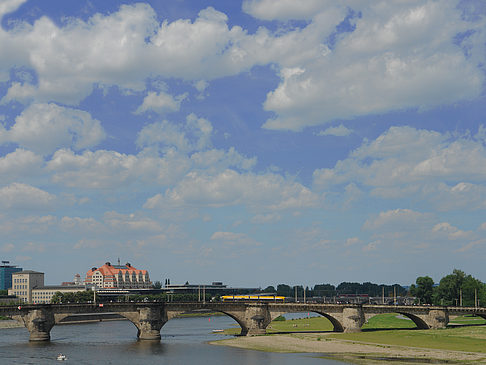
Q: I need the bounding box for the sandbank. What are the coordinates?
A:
[211,333,486,364]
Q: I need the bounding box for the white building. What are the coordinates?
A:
[84,262,151,289]
[9,270,86,303]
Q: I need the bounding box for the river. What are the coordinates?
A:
[0,316,347,364]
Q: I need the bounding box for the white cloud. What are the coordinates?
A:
[2,103,105,155]
[0,149,43,183]
[251,213,281,224]
[136,114,213,152]
[0,183,55,209]
[363,209,432,231]
[313,126,486,211]
[345,237,360,246]
[135,90,187,114]
[47,148,190,189]
[0,243,15,253]
[210,231,260,246]
[261,1,486,130]
[243,0,328,21]
[1,82,36,104]
[316,124,353,137]
[144,169,317,211]
[103,211,162,233]
[0,1,482,129]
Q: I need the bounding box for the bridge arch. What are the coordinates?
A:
[209,310,250,335]
[364,311,428,330]
[268,310,344,332]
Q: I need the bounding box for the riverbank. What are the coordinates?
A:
[0,320,22,329]
[211,314,486,364]
[211,332,486,364]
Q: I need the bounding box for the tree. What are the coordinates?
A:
[410,276,434,304]
[262,286,276,293]
[276,284,292,297]
[152,281,162,289]
[434,269,468,306]
[313,284,336,297]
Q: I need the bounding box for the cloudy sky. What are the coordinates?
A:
[1,0,485,288]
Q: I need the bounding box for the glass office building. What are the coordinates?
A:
[0,262,22,290]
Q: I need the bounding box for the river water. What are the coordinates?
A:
[0,316,347,364]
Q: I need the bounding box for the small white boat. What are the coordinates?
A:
[56,353,67,361]
[212,329,224,333]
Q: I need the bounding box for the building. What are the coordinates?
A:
[61,274,83,286]
[164,281,260,296]
[32,285,85,304]
[0,261,22,290]
[84,262,151,289]
[9,270,44,303]
[8,270,86,304]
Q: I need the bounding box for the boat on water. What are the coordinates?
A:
[56,353,67,361]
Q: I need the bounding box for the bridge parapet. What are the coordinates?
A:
[1,302,485,342]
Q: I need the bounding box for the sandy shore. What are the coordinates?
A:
[210,333,486,364]
[0,320,22,329]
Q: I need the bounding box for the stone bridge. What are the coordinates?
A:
[1,302,485,342]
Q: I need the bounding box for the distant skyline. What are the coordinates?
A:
[1,0,486,287]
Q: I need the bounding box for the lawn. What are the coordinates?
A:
[222,312,486,343]
[328,326,486,353]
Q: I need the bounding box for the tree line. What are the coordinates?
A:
[410,269,485,306]
[262,282,407,298]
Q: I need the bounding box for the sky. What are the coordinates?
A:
[0,0,486,288]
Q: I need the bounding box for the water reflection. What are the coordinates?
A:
[0,316,347,364]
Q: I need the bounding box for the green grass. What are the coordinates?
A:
[449,314,486,325]
[328,326,486,353]
[362,313,417,330]
[267,316,334,332]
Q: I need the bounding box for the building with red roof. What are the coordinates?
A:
[84,261,151,289]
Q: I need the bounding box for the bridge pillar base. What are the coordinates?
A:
[342,307,365,333]
[242,305,272,336]
[135,307,166,341]
[426,309,448,329]
[22,309,55,342]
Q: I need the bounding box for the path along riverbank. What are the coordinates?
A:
[210,333,486,364]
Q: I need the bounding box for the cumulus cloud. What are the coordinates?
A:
[360,208,484,254]
[210,231,260,246]
[47,148,190,189]
[261,1,486,130]
[316,124,353,137]
[144,169,318,211]
[0,0,481,128]
[0,183,55,209]
[0,149,43,183]
[136,114,213,152]
[1,103,105,155]
[135,90,187,114]
[313,126,486,211]
[243,0,328,21]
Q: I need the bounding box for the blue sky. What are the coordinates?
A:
[1,0,486,288]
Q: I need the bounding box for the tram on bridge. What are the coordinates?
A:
[221,294,285,302]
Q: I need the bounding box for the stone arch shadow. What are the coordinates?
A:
[365,311,429,330]
[270,310,345,332]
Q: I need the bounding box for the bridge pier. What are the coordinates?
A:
[342,306,365,333]
[425,309,448,329]
[20,308,55,341]
[135,307,167,340]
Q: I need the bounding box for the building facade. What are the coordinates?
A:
[9,270,44,303]
[8,271,87,304]
[84,262,151,289]
[32,285,86,304]
[0,262,22,290]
